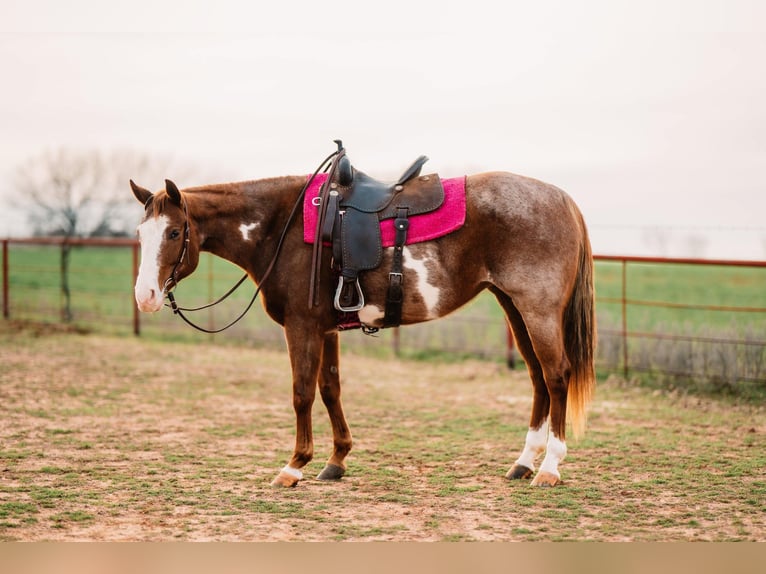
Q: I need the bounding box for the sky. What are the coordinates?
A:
[1,0,765,259]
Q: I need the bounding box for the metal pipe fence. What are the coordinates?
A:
[3,237,765,386]
[594,255,766,386]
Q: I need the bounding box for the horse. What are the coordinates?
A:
[129,155,595,488]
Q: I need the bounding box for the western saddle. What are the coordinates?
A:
[309,141,445,329]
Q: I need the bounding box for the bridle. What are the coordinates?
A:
[146,147,341,334]
[161,198,191,295]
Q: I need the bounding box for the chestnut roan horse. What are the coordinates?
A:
[130,152,595,488]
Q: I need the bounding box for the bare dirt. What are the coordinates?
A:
[1,322,764,541]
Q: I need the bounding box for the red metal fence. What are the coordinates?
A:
[595,255,766,385]
[3,237,766,385]
[2,236,141,334]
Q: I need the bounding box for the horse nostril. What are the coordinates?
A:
[149,289,156,300]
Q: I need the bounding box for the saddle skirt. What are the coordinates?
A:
[303,173,467,247]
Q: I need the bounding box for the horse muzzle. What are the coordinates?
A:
[134,285,165,313]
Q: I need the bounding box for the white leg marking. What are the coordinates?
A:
[135,215,169,313]
[514,420,549,471]
[402,246,440,318]
[239,222,259,241]
[358,304,385,326]
[538,433,567,479]
[280,465,304,480]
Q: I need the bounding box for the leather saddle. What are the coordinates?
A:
[309,142,445,329]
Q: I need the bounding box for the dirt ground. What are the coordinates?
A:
[1,322,764,541]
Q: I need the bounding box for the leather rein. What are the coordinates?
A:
[159,150,340,334]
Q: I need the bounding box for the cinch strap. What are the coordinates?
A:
[383,207,409,328]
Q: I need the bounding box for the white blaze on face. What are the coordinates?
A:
[135,215,170,313]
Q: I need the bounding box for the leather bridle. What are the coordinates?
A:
[162,199,191,295]
[143,146,340,334]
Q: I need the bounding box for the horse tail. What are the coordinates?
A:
[564,207,597,439]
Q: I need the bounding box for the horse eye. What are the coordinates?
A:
[169,229,181,240]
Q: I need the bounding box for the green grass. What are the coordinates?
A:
[5,245,273,341]
[596,260,766,331]
[8,244,764,334]
[5,243,766,395]
[8,244,765,331]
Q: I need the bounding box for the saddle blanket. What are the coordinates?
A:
[303,173,467,246]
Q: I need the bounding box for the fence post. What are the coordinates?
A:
[392,327,401,357]
[132,241,140,336]
[621,259,628,379]
[2,239,8,320]
[207,253,215,334]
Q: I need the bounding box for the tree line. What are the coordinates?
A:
[9,148,197,238]
[6,148,197,321]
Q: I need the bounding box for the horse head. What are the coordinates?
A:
[131,179,200,312]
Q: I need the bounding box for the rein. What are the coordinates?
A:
[161,149,340,334]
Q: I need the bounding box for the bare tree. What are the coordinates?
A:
[642,226,673,257]
[684,233,709,259]
[11,148,178,238]
[9,148,192,321]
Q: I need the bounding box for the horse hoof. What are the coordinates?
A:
[270,470,301,488]
[506,464,534,480]
[316,463,345,481]
[530,471,561,487]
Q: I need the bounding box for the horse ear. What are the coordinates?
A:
[130,180,153,205]
[165,179,182,205]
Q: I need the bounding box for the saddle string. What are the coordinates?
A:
[164,148,341,334]
[309,142,346,308]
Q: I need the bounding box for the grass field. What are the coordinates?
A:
[5,243,766,393]
[0,322,764,541]
[9,245,766,326]
[596,259,766,330]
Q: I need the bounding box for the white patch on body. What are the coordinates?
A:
[537,433,567,479]
[239,221,259,241]
[358,304,385,326]
[402,246,440,319]
[135,215,169,313]
[514,420,549,471]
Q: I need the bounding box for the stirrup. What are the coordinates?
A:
[334,277,365,312]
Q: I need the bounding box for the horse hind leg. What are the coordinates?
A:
[316,332,352,481]
[492,290,552,483]
[517,308,572,487]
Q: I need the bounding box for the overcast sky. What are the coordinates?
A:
[1,0,764,258]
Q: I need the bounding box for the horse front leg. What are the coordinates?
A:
[316,331,353,481]
[270,324,322,488]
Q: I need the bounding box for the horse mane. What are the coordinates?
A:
[145,189,193,218]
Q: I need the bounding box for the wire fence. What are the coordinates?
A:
[594,255,766,390]
[3,238,766,389]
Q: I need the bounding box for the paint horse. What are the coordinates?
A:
[130,154,595,488]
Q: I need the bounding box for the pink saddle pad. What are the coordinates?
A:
[303,173,466,246]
